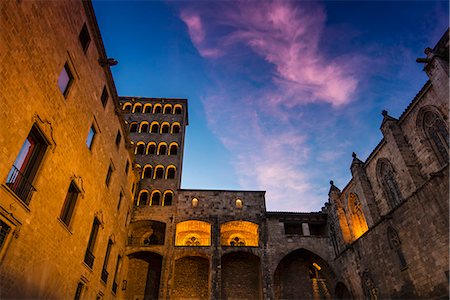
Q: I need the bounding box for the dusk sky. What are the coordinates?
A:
[93,1,448,212]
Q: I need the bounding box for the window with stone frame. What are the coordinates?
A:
[84,217,101,268]
[387,226,407,270]
[59,181,80,227]
[0,219,12,254]
[100,86,109,108]
[78,23,91,53]
[58,62,74,97]
[422,109,449,165]
[377,159,403,209]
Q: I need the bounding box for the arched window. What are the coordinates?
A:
[163,104,172,114]
[158,143,167,155]
[169,143,178,155]
[122,103,132,113]
[387,226,407,269]
[147,142,156,155]
[166,166,176,179]
[133,103,142,113]
[150,122,159,133]
[135,143,146,155]
[139,122,149,133]
[220,221,258,246]
[143,104,152,113]
[138,190,149,206]
[150,190,161,206]
[174,104,182,114]
[142,165,153,179]
[163,190,174,206]
[235,199,243,208]
[153,104,162,114]
[171,123,180,134]
[377,159,403,209]
[175,220,211,246]
[154,166,164,179]
[129,122,138,133]
[160,123,170,134]
[347,193,368,239]
[421,108,449,165]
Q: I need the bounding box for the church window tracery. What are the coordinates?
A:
[422,109,449,165]
[377,159,403,209]
[387,226,407,270]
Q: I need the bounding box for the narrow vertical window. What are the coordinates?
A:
[86,125,96,149]
[84,218,100,268]
[125,160,130,175]
[60,181,80,227]
[101,239,113,283]
[112,255,122,294]
[0,219,12,252]
[78,23,91,53]
[58,63,74,97]
[117,192,123,211]
[106,164,113,187]
[101,86,109,108]
[74,281,85,300]
[115,131,122,147]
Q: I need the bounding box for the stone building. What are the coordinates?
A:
[1,0,448,299]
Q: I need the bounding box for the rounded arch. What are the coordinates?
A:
[175,220,211,246]
[347,192,368,239]
[172,256,210,299]
[146,142,157,155]
[376,158,403,209]
[122,102,132,113]
[142,165,153,179]
[173,104,182,114]
[129,122,138,133]
[153,104,162,114]
[127,251,163,300]
[220,221,258,247]
[274,248,337,300]
[137,190,149,206]
[150,121,160,134]
[139,121,149,133]
[135,142,146,155]
[160,122,170,134]
[154,165,164,180]
[166,165,176,179]
[132,103,142,113]
[163,190,174,206]
[143,103,152,114]
[163,104,172,114]
[169,142,179,155]
[157,142,168,155]
[150,190,162,206]
[171,122,181,134]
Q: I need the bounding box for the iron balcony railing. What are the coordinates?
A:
[84,250,95,268]
[6,165,36,205]
[101,268,109,283]
[112,281,118,294]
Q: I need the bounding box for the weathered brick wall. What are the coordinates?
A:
[172,256,210,299]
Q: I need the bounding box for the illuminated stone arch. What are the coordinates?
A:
[143,103,152,113]
[171,122,181,134]
[132,103,142,113]
[274,248,337,300]
[347,192,368,240]
[150,121,159,133]
[129,122,138,133]
[175,220,211,246]
[146,142,156,155]
[172,255,210,299]
[169,142,178,155]
[163,190,174,206]
[163,104,172,114]
[154,165,164,179]
[150,190,162,206]
[166,165,176,179]
[416,105,449,165]
[122,102,132,113]
[220,221,259,247]
[137,190,149,206]
[139,121,149,133]
[173,104,182,114]
[126,251,162,300]
[376,158,403,209]
[153,104,162,114]
[160,122,170,134]
[157,142,168,155]
[135,142,146,155]
[142,165,153,179]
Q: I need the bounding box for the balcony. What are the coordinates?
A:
[84,250,95,268]
[101,268,109,284]
[6,165,36,205]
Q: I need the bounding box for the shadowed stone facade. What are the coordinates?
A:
[1,0,448,299]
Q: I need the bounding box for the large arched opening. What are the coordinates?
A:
[221,252,262,299]
[274,248,336,300]
[126,251,163,300]
[172,256,210,299]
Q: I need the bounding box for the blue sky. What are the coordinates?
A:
[93,0,448,212]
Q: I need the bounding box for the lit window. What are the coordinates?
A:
[59,181,80,227]
[58,63,73,97]
[235,199,243,208]
[101,86,109,108]
[191,198,199,207]
[6,125,48,204]
[175,220,211,246]
[86,125,96,149]
[78,23,91,53]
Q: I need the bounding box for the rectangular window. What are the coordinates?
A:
[58,62,74,97]
[125,160,130,174]
[284,223,303,235]
[117,192,123,211]
[115,131,121,147]
[86,125,96,149]
[79,23,91,53]
[74,281,85,300]
[60,181,80,227]
[101,86,109,108]
[101,239,113,283]
[84,218,100,268]
[112,255,122,294]
[6,125,48,204]
[105,164,113,187]
[0,219,12,252]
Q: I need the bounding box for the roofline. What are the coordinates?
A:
[266,211,326,216]
[179,188,266,194]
